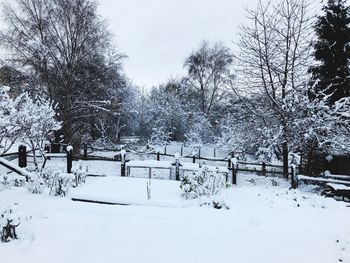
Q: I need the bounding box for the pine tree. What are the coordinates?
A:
[309,0,350,104]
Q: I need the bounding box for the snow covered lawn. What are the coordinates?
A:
[1,175,349,263]
[71,176,183,207]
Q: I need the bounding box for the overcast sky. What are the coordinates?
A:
[97,0,258,89]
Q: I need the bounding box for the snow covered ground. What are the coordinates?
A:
[72,176,183,207]
[1,172,349,263]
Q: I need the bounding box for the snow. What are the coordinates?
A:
[324,172,350,181]
[298,174,350,185]
[326,155,333,162]
[0,173,350,263]
[327,183,350,191]
[0,157,34,178]
[127,160,229,173]
[66,145,73,152]
[148,142,230,159]
[71,176,184,207]
[231,157,238,166]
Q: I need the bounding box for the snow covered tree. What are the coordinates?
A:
[309,0,350,104]
[148,83,188,142]
[215,111,249,153]
[184,41,234,116]
[235,0,314,177]
[0,0,127,145]
[185,113,213,145]
[290,86,350,156]
[0,86,20,155]
[15,93,61,170]
[132,87,153,138]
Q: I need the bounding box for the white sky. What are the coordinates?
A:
[97,0,258,89]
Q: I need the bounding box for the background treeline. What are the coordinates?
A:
[0,0,349,176]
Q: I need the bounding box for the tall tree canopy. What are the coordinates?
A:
[184,41,234,116]
[0,0,127,145]
[309,0,350,104]
[235,0,313,177]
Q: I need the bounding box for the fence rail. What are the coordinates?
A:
[1,147,293,178]
[126,164,230,181]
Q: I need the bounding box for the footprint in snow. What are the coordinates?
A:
[249,218,261,226]
[336,238,350,262]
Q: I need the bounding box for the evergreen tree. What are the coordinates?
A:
[309,0,350,104]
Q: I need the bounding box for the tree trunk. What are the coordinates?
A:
[62,109,72,143]
[282,141,289,179]
[30,139,38,171]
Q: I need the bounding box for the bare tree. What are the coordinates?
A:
[184,41,234,115]
[235,0,314,177]
[0,0,126,144]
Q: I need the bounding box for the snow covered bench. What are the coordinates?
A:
[297,174,350,186]
[297,174,350,201]
[322,183,350,201]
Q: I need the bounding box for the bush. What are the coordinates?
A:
[0,175,10,189]
[26,176,45,194]
[26,165,87,196]
[51,172,73,196]
[180,166,228,209]
[26,168,82,196]
[0,205,21,243]
[0,174,26,189]
[199,196,230,210]
[72,162,87,187]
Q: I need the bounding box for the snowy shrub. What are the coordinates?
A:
[27,168,76,196]
[50,172,74,197]
[72,163,87,187]
[0,174,26,189]
[26,176,45,194]
[180,166,226,200]
[246,178,256,185]
[150,126,171,145]
[13,177,25,187]
[199,196,230,210]
[271,179,279,187]
[1,175,11,189]
[0,205,21,242]
[26,166,84,196]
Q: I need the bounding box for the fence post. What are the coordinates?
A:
[181,143,184,156]
[174,153,181,181]
[18,145,27,168]
[44,143,50,153]
[192,155,196,163]
[228,159,231,169]
[83,143,88,158]
[149,167,152,179]
[120,149,126,177]
[214,147,216,158]
[291,165,297,189]
[66,145,73,173]
[164,143,167,155]
[198,146,201,158]
[231,167,237,185]
[231,157,238,185]
[262,161,266,176]
[157,151,160,161]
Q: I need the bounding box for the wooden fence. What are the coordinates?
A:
[1,147,293,178]
[126,164,230,181]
